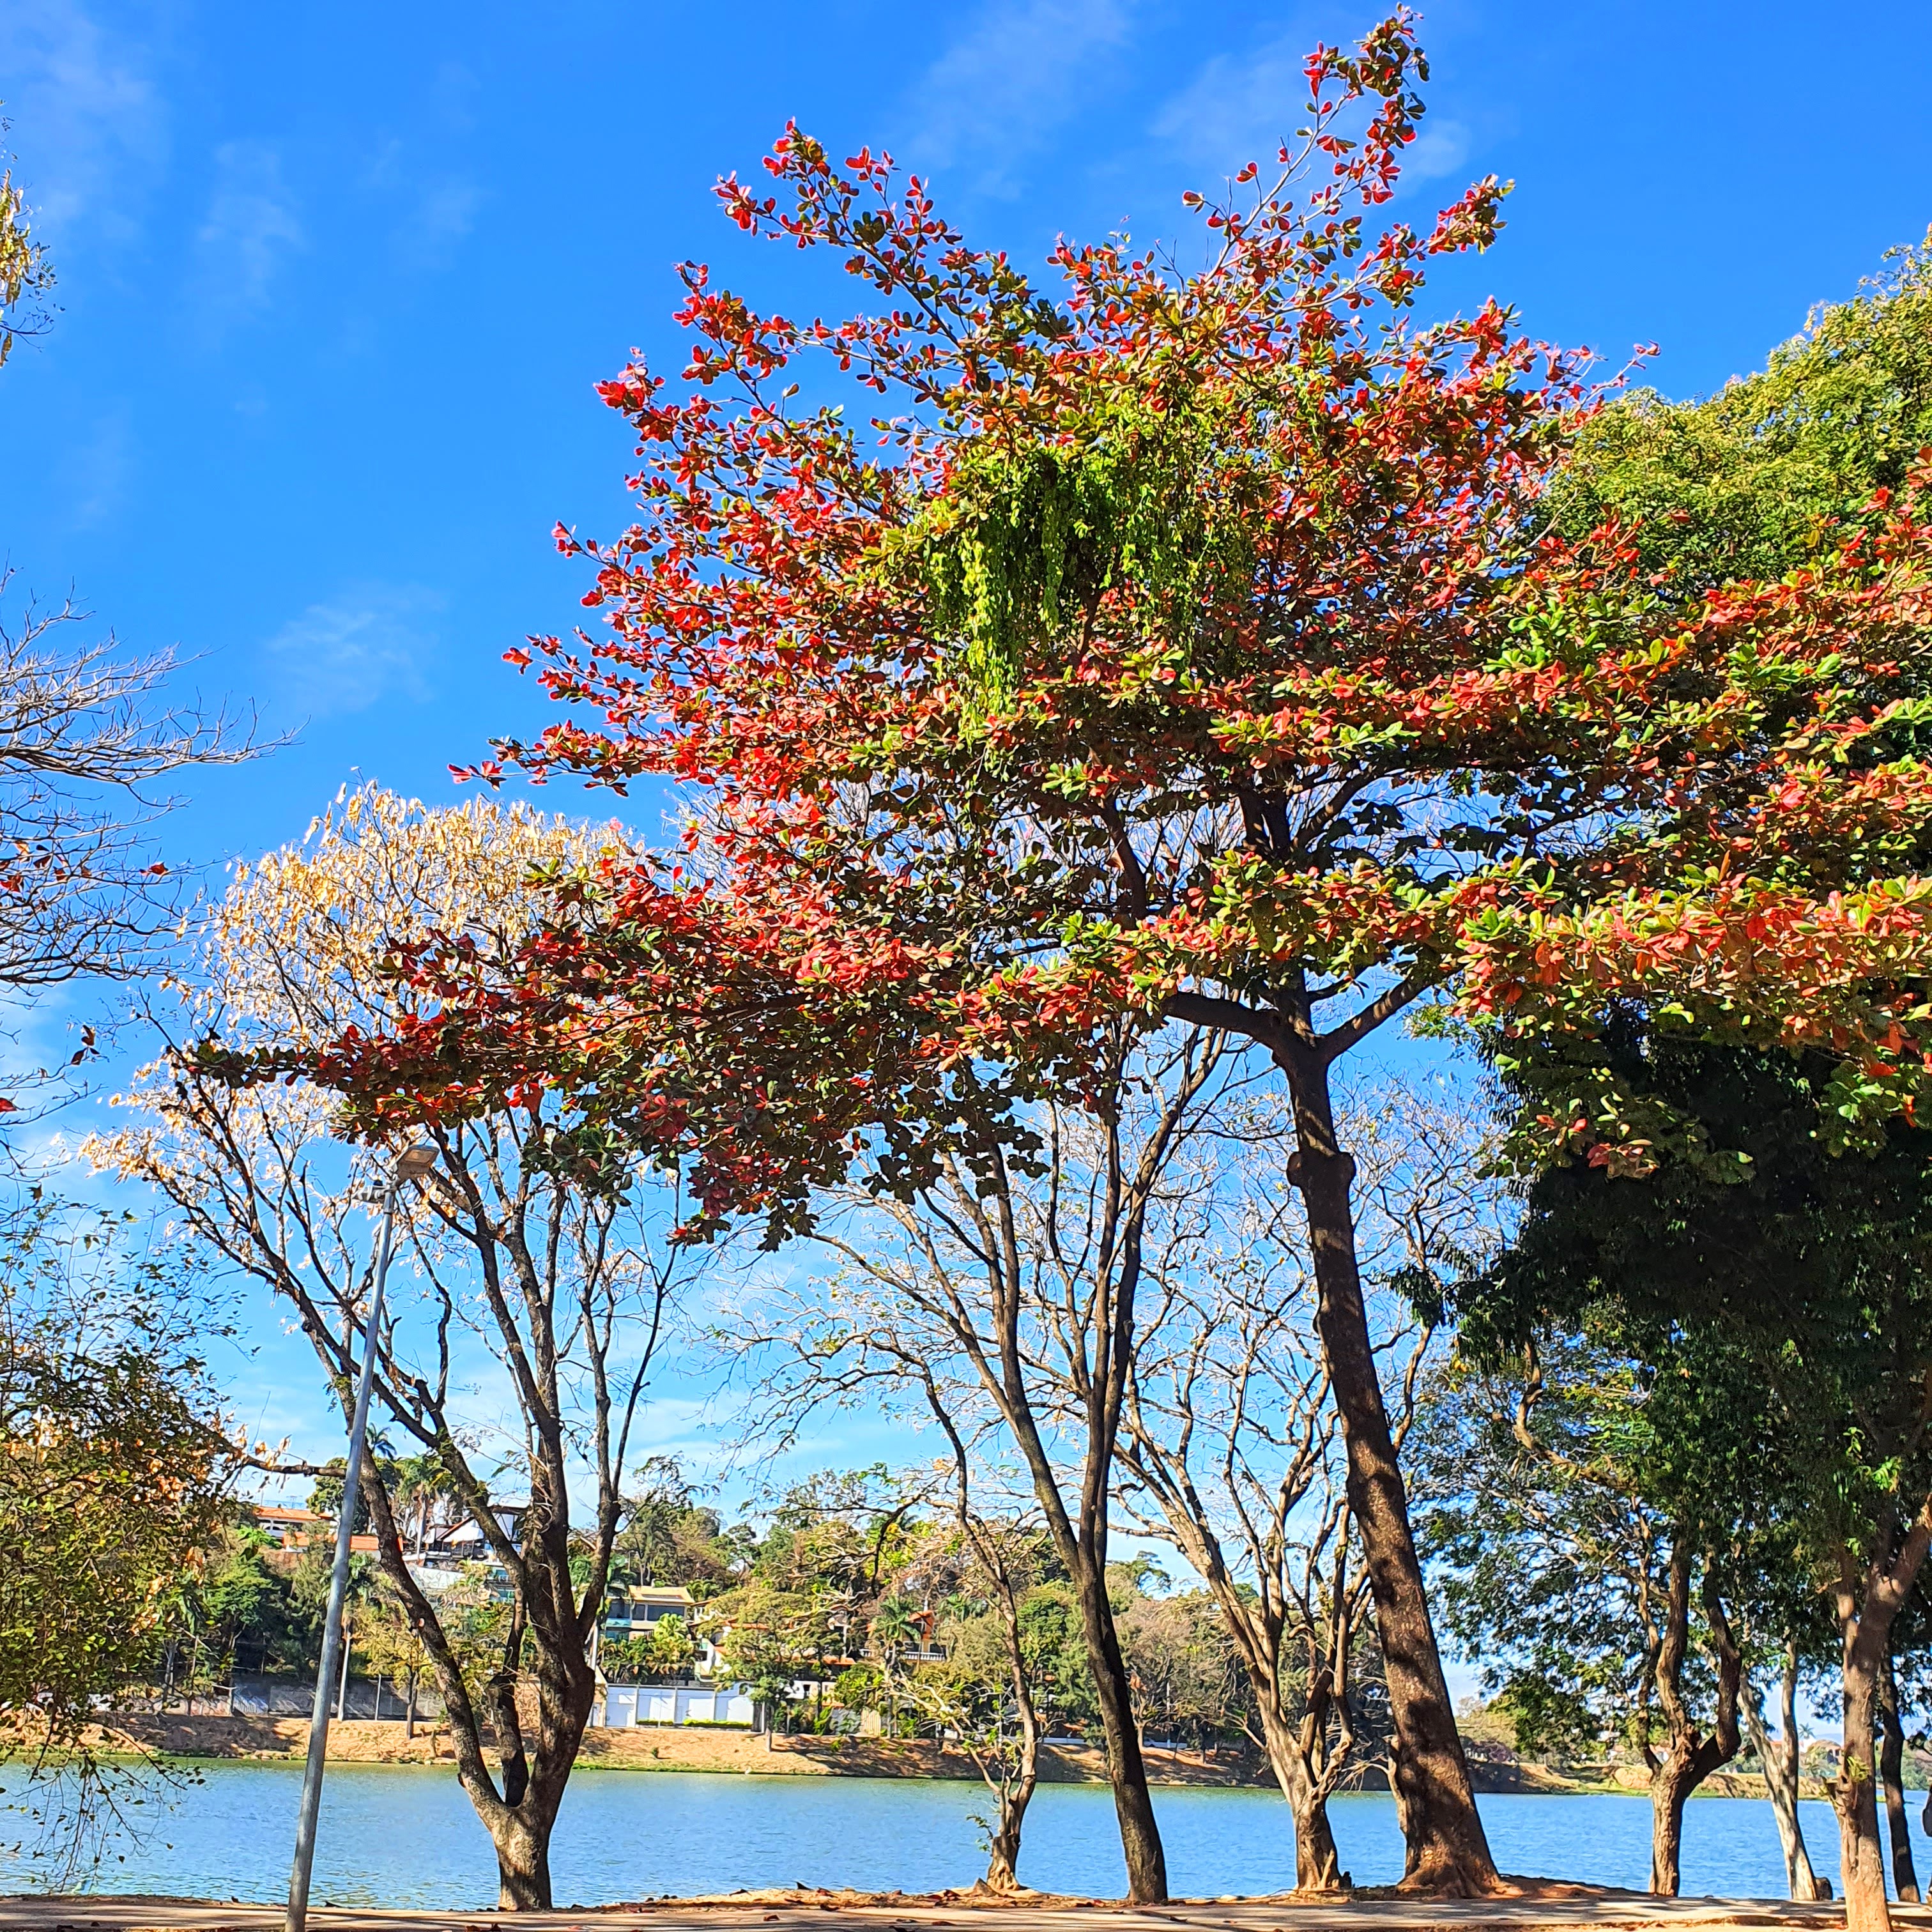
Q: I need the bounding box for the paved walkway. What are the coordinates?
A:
[4,1892,1930,1932]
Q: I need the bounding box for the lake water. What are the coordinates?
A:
[5,1766,1925,1909]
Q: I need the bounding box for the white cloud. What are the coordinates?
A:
[193,140,303,332]
[1154,20,1470,190]
[263,585,443,721]
[907,0,1138,193]
[0,0,167,247]
[1404,117,1472,183]
[400,175,481,270]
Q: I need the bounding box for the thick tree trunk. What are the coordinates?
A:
[1839,1620,1894,1932]
[1880,1653,1920,1904]
[1743,1652,1828,1901]
[489,1806,556,1912]
[1649,1753,1697,1895]
[1281,1052,1497,1894]
[1072,1561,1168,1903]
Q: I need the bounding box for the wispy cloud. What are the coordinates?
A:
[1154,19,1470,190]
[362,139,481,273]
[399,174,482,270]
[193,140,303,333]
[906,0,1138,194]
[0,0,167,247]
[263,585,443,721]
[54,405,134,528]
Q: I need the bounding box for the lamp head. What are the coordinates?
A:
[394,1144,439,1181]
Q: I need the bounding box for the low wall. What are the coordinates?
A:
[597,1685,756,1728]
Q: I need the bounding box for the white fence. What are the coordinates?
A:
[595,1682,758,1728]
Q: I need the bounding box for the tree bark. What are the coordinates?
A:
[984,1665,1040,1892]
[489,1805,556,1913]
[1742,1646,1828,1901]
[1253,1687,1347,1890]
[1650,1758,1693,1897]
[1643,1547,1742,1897]
[1071,1561,1169,1903]
[1880,1652,1920,1904]
[1839,1614,1894,1932]
[1280,1048,1497,1894]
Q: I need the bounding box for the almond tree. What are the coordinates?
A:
[303,13,1932,1899]
[91,787,695,1910]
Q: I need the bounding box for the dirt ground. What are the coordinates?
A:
[0,1885,1918,1932]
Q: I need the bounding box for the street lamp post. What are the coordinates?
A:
[286,1143,439,1932]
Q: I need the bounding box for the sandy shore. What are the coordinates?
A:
[38,1719,1269,1787]
[52,1718,1821,1804]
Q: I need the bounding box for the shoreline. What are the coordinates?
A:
[0,1884,1916,1932]
[34,1716,1828,1802]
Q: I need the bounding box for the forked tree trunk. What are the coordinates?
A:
[1251,1686,1347,1890]
[1742,1650,1828,1901]
[1880,1653,1920,1904]
[360,1459,602,1912]
[1644,1547,1742,1897]
[1280,1049,1498,1894]
[984,1676,1039,1891]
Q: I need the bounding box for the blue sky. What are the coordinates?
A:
[3,0,1927,870]
[1,0,1929,1560]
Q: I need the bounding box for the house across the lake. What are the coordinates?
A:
[601,1583,699,1636]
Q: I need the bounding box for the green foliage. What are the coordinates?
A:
[306,1457,374,1536]
[612,1457,754,1598]
[647,1613,698,1677]
[1116,1588,1248,1749]
[1411,1335,1747,1768]
[193,1521,319,1675]
[1464,1038,1932,1572]
[911,395,1259,718]
[832,1662,883,1711]
[1492,1672,1607,1763]
[597,1634,656,1684]
[0,1197,230,1754]
[1012,1583,1100,1732]
[1549,229,1932,594]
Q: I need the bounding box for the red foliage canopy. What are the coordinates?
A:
[297,12,1932,1232]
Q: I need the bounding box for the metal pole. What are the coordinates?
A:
[286,1182,399,1932]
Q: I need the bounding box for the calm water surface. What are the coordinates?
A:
[6,1767,1926,1909]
